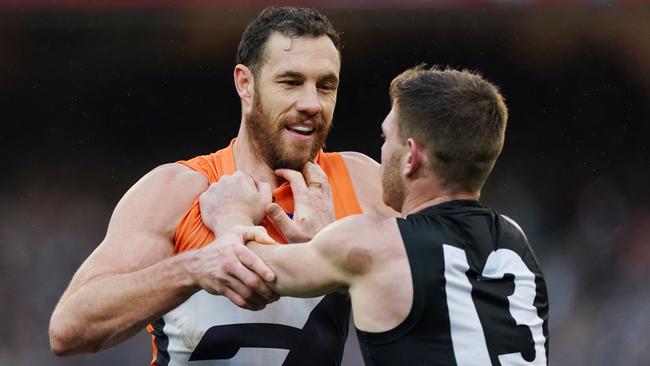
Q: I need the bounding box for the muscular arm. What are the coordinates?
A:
[49,163,207,355]
[246,214,411,334]
[246,215,378,298]
[340,152,399,218]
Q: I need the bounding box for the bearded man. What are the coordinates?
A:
[49,7,394,366]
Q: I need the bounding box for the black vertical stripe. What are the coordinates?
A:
[150,318,170,366]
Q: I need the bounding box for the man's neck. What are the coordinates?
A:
[232,124,283,189]
[400,178,479,216]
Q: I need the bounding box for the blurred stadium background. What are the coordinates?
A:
[1,0,649,365]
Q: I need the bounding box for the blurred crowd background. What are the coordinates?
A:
[1,1,649,365]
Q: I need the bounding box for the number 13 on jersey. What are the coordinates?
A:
[443,245,547,366]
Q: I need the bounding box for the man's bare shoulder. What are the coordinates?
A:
[338,152,398,217]
[339,151,379,171]
[109,163,209,239]
[313,213,399,275]
[336,152,379,193]
[125,163,208,203]
[319,213,391,237]
[141,162,208,188]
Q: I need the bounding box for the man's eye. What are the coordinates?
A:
[281,80,300,86]
[318,83,337,91]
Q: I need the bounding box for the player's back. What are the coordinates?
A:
[356,199,549,366]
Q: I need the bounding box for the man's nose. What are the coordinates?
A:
[295,84,321,116]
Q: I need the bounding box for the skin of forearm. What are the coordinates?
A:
[211,215,255,238]
[50,252,199,355]
[249,242,345,298]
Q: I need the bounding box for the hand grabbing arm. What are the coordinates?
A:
[247,215,380,298]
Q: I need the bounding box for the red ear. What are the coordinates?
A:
[404,138,421,177]
[234,64,254,107]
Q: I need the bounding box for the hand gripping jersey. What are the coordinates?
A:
[357,200,549,366]
[147,140,363,366]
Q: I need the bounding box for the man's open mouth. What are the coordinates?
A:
[286,124,315,136]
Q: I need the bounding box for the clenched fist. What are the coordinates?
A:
[199,171,273,235]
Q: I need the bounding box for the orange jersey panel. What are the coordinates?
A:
[173,139,363,252]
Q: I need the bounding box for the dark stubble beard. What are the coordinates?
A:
[245,91,332,171]
[382,150,406,212]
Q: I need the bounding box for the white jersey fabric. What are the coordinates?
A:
[150,290,351,366]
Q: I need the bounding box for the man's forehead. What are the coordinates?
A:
[384,108,398,131]
[261,33,340,77]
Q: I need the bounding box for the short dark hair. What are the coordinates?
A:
[390,65,509,193]
[236,7,342,76]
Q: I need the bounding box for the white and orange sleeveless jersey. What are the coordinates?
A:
[147,139,363,366]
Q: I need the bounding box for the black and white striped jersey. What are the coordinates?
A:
[357,200,549,366]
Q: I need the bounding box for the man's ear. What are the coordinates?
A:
[403,138,423,178]
[234,64,255,112]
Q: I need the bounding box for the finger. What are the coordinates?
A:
[224,271,269,306]
[274,169,308,194]
[253,281,279,302]
[269,292,280,303]
[241,226,276,244]
[302,162,328,187]
[219,173,242,190]
[222,226,249,246]
[198,192,214,230]
[229,170,257,189]
[217,174,233,183]
[240,170,255,184]
[199,183,221,208]
[242,291,269,307]
[232,170,251,179]
[243,303,266,311]
[256,181,273,204]
[229,225,274,244]
[233,170,257,189]
[230,261,278,301]
[236,245,276,283]
[266,203,296,239]
[222,286,249,307]
[222,287,266,310]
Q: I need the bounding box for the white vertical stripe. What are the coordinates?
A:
[443,244,492,366]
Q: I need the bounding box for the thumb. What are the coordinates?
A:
[266,203,295,237]
[241,226,276,244]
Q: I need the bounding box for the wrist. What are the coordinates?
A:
[212,214,255,235]
[173,250,203,293]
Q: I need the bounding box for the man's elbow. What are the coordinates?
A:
[49,316,98,356]
[49,319,71,356]
[49,315,77,356]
